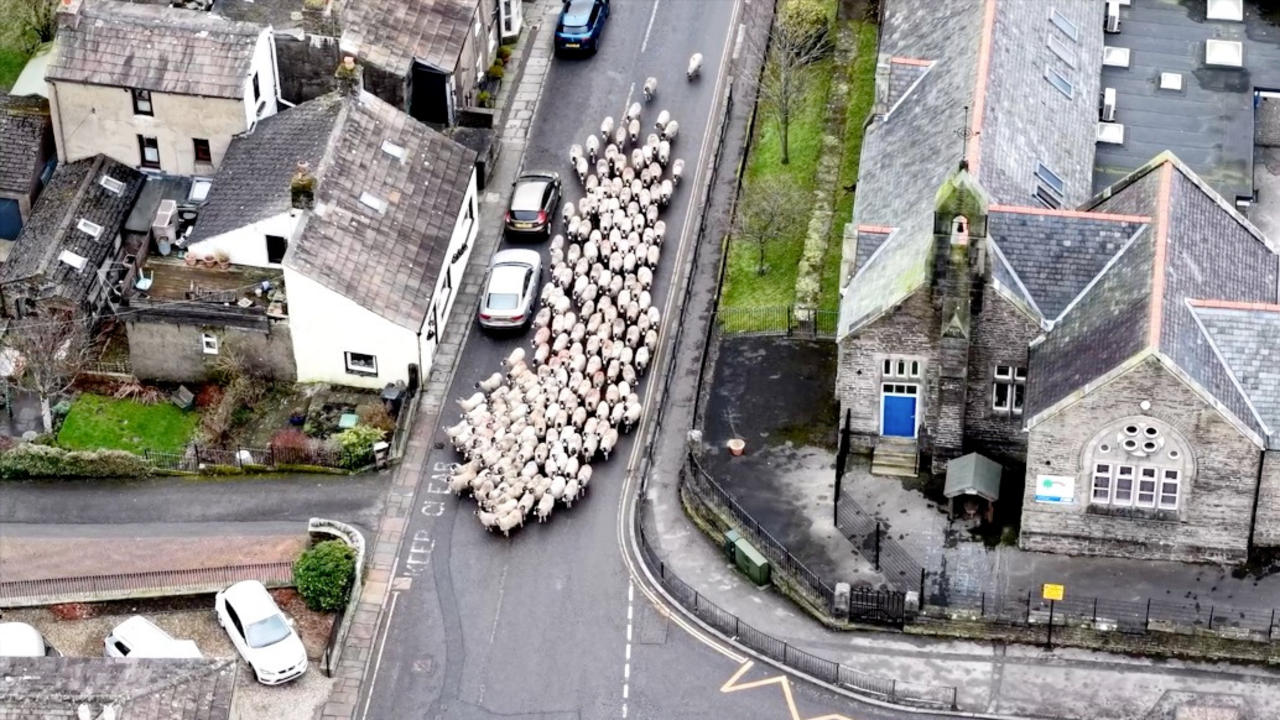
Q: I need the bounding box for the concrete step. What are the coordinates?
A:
[871,444,918,477]
[871,461,918,478]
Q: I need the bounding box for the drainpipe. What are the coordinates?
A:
[1247,448,1267,553]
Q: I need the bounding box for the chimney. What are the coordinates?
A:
[334,56,362,96]
[58,0,85,29]
[290,161,315,210]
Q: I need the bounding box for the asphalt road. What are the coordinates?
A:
[354,3,962,719]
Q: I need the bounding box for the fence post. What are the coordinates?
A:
[269,445,276,467]
[1026,591,1032,624]
[143,449,149,462]
[874,522,881,571]
[1092,597,1098,625]
[980,592,985,617]
[786,305,793,335]
[890,678,896,700]
[1144,598,1151,631]
[193,444,200,465]
[1208,605,1215,630]
[951,686,959,711]
[919,568,925,608]
[236,447,243,468]
[1271,609,1276,639]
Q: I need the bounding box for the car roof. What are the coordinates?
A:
[111,615,172,643]
[488,264,529,292]
[222,580,280,623]
[562,0,596,20]
[0,622,45,657]
[511,180,549,211]
[491,248,541,267]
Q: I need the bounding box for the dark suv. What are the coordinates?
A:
[554,0,610,55]
[505,171,561,239]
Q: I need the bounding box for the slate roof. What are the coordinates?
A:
[45,0,265,99]
[1025,154,1280,442]
[284,90,476,330]
[0,95,50,193]
[0,657,235,720]
[0,155,145,306]
[341,0,479,77]
[1193,304,1280,448]
[189,94,344,244]
[987,208,1148,321]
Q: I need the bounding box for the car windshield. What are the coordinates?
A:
[486,293,521,310]
[245,614,291,649]
[511,181,547,212]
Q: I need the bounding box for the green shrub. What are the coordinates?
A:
[293,539,356,612]
[477,90,493,108]
[335,425,385,469]
[0,444,150,479]
[779,0,831,55]
[487,63,505,80]
[497,45,513,61]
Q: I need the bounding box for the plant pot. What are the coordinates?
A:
[727,438,746,456]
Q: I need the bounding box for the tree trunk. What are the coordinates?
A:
[758,239,767,275]
[39,395,51,434]
[780,112,791,164]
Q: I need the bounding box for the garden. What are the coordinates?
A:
[719,0,878,331]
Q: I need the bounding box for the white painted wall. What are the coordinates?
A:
[418,170,479,373]
[283,269,420,389]
[186,211,300,268]
[242,31,280,129]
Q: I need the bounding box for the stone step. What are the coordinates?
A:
[871,462,918,478]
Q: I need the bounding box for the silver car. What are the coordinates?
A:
[478,249,542,330]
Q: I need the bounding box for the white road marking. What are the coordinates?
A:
[359,590,401,720]
[641,0,662,53]
[622,578,635,719]
[733,23,744,60]
[476,561,512,704]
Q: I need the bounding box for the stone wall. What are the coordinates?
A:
[964,286,1038,465]
[276,34,341,105]
[126,318,296,382]
[1253,450,1280,547]
[836,289,940,453]
[363,65,407,114]
[1020,356,1261,563]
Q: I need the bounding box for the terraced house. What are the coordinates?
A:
[835,0,1280,563]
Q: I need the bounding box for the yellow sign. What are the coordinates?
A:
[1042,583,1064,602]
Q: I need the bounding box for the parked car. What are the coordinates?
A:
[478,249,543,331]
[214,580,307,685]
[0,622,55,657]
[505,171,561,239]
[554,0,610,55]
[104,615,202,659]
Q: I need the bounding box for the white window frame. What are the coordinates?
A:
[98,175,125,195]
[881,356,921,379]
[345,351,378,376]
[1047,32,1076,68]
[1044,66,1073,98]
[201,333,219,355]
[992,365,1026,415]
[1050,8,1079,41]
[1159,469,1180,510]
[1112,465,1135,506]
[1136,467,1157,508]
[1091,463,1112,503]
[76,218,103,239]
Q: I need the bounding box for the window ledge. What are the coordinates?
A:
[1085,504,1180,523]
[345,368,378,377]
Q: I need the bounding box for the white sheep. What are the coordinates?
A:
[457,392,485,413]
[661,121,679,142]
[655,109,670,131]
[687,53,703,80]
[503,346,526,369]
[600,115,615,140]
[643,76,657,102]
[626,101,642,122]
[671,159,684,185]
[476,372,504,394]
[585,134,599,162]
[628,118,640,146]
[536,493,554,522]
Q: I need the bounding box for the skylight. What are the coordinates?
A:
[76,218,103,239]
[58,249,87,270]
[1047,33,1076,68]
[1044,66,1073,98]
[360,192,388,213]
[98,175,125,195]
[381,140,407,161]
[1050,9,1078,42]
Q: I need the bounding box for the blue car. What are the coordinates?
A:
[555,0,609,55]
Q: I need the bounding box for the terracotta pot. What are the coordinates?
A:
[727,438,746,456]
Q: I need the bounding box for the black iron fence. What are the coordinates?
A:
[717,305,840,337]
[142,444,350,473]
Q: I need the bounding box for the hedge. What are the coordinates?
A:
[293,539,356,612]
[0,443,151,479]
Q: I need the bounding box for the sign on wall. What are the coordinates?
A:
[1035,475,1075,504]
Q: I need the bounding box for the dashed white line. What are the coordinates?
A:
[359,590,401,720]
[477,561,511,705]
[622,578,635,718]
[641,0,662,53]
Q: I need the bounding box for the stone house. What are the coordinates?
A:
[127,90,480,388]
[0,95,55,242]
[834,0,1280,563]
[341,0,519,126]
[0,656,236,719]
[44,0,280,176]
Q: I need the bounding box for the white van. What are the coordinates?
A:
[0,622,52,657]
[103,616,203,659]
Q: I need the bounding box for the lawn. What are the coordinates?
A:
[719,55,835,313]
[58,394,200,455]
[819,21,879,313]
[0,1,33,92]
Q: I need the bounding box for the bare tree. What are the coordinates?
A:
[755,9,831,164]
[2,309,95,432]
[733,175,810,275]
[4,0,59,52]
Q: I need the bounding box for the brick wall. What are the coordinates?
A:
[836,289,940,453]
[1020,356,1261,563]
[964,286,1038,465]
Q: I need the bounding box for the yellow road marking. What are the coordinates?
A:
[720,661,857,720]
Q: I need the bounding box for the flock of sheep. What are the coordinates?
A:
[446,65,700,535]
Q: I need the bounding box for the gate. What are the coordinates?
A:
[848,586,906,627]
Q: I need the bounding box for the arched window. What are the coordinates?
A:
[1083,417,1192,512]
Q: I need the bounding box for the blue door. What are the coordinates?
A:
[0,199,21,241]
[881,387,917,437]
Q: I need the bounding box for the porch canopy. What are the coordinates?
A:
[943,453,1002,502]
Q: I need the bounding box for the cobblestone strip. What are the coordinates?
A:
[318,6,560,719]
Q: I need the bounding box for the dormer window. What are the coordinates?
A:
[359,192,388,214]
[131,88,153,116]
[98,175,125,195]
[76,218,103,239]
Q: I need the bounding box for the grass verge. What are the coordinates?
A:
[58,394,199,455]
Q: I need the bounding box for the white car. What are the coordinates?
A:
[477,248,542,331]
[215,580,308,685]
[104,615,202,659]
[0,622,52,657]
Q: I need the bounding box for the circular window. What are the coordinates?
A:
[1142,441,1158,453]
[1123,439,1138,451]
[1144,426,1159,438]
[1169,449,1180,460]
[1099,443,1111,453]
[1124,425,1139,436]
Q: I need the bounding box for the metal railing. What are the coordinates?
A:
[716,305,839,337]
[142,444,351,472]
[0,561,295,608]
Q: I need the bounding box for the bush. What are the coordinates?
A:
[497,44,513,61]
[477,90,493,108]
[0,444,150,479]
[195,384,224,409]
[335,424,385,469]
[778,0,831,54]
[487,63,505,80]
[293,540,356,612]
[270,428,313,463]
[356,402,396,434]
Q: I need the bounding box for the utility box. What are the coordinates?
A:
[733,537,771,586]
[723,529,741,560]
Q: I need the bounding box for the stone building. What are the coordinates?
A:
[834,0,1280,563]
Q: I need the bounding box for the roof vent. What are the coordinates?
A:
[381,140,406,161]
[98,175,125,195]
[59,249,87,270]
[76,218,102,239]
[360,192,388,213]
